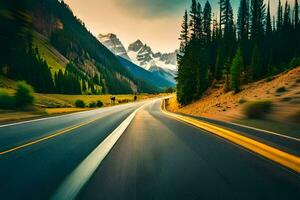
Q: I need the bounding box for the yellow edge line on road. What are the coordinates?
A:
[0,116,103,156]
[161,100,300,173]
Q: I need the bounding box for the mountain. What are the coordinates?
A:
[148,66,177,85]
[0,0,160,94]
[98,33,130,60]
[117,57,175,90]
[127,40,177,71]
[98,33,177,86]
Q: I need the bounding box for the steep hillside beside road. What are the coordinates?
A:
[167,67,300,127]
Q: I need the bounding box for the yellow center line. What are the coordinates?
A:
[0,115,105,156]
[161,100,300,173]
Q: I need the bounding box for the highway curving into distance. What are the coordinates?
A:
[0,99,299,200]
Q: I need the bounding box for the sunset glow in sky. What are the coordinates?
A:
[64,0,295,53]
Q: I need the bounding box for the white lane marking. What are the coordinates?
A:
[51,101,152,200]
[0,102,142,128]
[223,121,300,142]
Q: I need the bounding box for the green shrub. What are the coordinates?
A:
[89,102,97,108]
[243,100,273,119]
[96,100,103,107]
[75,100,85,108]
[276,87,287,93]
[0,90,15,109]
[15,82,35,107]
[239,98,248,104]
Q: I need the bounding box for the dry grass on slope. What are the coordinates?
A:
[167,66,300,124]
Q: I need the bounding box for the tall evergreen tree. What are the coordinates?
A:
[230,47,243,92]
[189,0,198,39]
[219,0,226,31]
[195,2,203,39]
[250,0,266,41]
[277,0,283,30]
[283,1,291,27]
[237,0,249,41]
[237,0,250,67]
[179,10,189,51]
[266,1,272,37]
[203,1,212,45]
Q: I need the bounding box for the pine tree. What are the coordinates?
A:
[277,0,283,30]
[222,0,234,39]
[203,1,212,45]
[195,2,203,39]
[179,10,189,51]
[238,0,249,41]
[189,0,198,39]
[57,69,64,93]
[266,1,272,37]
[237,0,250,67]
[250,0,266,41]
[283,1,291,28]
[219,0,226,31]
[230,47,243,92]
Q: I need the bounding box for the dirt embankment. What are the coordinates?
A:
[167,66,300,125]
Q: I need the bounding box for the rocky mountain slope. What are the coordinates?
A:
[98,33,130,60]
[98,33,177,85]
[117,57,175,90]
[127,40,177,71]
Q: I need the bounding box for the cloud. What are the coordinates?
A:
[114,0,189,18]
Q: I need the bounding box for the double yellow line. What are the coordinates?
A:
[161,100,300,173]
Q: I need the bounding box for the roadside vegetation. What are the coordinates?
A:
[177,0,300,105]
[0,82,35,110]
[242,101,273,119]
[165,66,300,134]
[0,79,165,123]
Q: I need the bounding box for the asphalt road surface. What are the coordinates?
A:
[0,99,299,200]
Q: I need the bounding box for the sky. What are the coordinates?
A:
[64,0,295,53]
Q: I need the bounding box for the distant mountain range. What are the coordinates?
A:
[1,0,178,94]
[98,33,177,85]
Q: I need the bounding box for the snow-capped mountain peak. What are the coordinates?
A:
[98,33,130,60]
[98,33,177,85]
[127,40,177,71]
[128,40,144,52]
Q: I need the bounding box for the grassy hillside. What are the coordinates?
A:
[166,66,300,133]
[32,32,67,74]
[35,93,157,108]
[0,0,160,95]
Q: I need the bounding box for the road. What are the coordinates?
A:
[0,99,299,200]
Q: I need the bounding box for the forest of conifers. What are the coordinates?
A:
[177,0,300,105]
[0,0,158,95]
